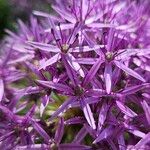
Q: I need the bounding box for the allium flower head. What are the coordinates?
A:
[1,0,150,149]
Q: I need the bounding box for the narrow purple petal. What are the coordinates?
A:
[116,48,150,60]
[31,120,50,143]
[114,60,145,82]
[48,17,60,40]
[64,117,85,125]
[118,135,126,150]
[61,53,79,86]
[134,132,150,149]
[11,43,33,53]
[133,57,150,72]
[67,53,85,77]
[112,2,126,14]
[82,31,95,47]
[49,97,76,121]
[69,45,104,53]
[83,97,101,105]
[107,28,115,52]
[81,0,89,20]
[0,131,14,142]
[80,98,96,129]
[142,93,150,99]
[8,54,34,65]
[104,63,112,94]
[45,23,74,32]
[0,79,4,102]
[82,57,104,87]
[73,125,88,143]
[0,105,15,120]
[85,11,105,24]
[107,139,118,150]
[116,101,137,118]
[5,71,26,83]
[40,95,49,117]
[18,20,31,39]
[121,83,150,95]
[112,66,120,86]
[74,58,98,65]
[16,86,41,96]
[33,10,59,21]
[37,80,73,94]
[54,117,64,144]
[128,129,146,138]
[86,89,106,97]
[66,22,82,44]
[98,102,109,131]
[0,135,16,149]
[84,124,97,139]
[141,100,150,125]
[71,97,100,108]
[5,29,19,39]
[26,105,36,118]
[93,126,114,144]
[59,143,91,150]
[16,144,49,149]
[87,23,115,28]
[25,62,43,78]
[39,53,61,70]
[52,5,76,23]
[27,41,60,53]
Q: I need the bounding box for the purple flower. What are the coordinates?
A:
[1,0,150,149]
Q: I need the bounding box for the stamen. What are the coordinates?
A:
[50,140,58,150]
[62,44,69,53]
[74,86,84,96]
[106,52,114,61]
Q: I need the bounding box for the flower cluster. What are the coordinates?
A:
[1,0,150,149]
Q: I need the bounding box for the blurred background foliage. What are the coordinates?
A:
[0,0,52,39]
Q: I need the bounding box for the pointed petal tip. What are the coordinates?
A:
[92,140,96,144]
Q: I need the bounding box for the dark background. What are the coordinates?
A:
[0,0,52,39]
